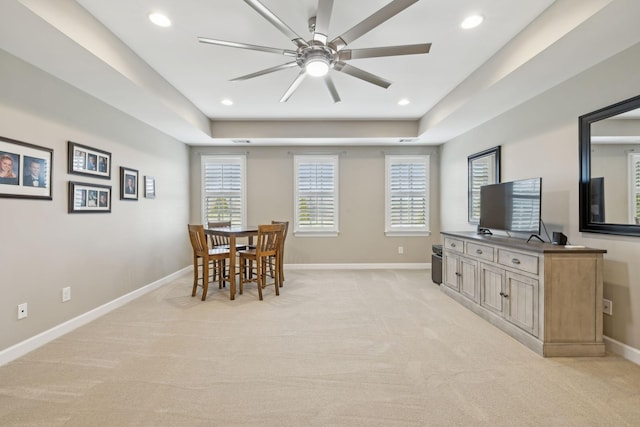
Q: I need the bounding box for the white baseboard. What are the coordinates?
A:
[285,263,430,270]
[0,266,191,367]
[604,335,640,366]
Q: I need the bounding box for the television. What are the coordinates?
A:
[479,177,542,235]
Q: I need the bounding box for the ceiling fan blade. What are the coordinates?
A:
[230,62,299,81]
[280,71,307,102]
[244,0,308,48]
[313,0,335,44]
[198,37,297,57]
[338,43,431,60]
[334,62,391,89]
[324,75,341,103]
[330,0,419,50]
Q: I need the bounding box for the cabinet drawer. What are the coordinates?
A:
[497,249,538,274]
[466,242,494,262]
[444,237,464,253]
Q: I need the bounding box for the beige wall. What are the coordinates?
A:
[190,146,441,265]
[0,51,191,352]
[440,42,640,350]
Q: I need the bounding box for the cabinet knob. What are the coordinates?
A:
[511,258,521,265]
[476,249,483,254]
[450,243,456,248]
[503,293,509,298]
[455,272,461,277]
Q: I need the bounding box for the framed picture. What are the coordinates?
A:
[468,146,501,224]
[0,135,53,200]
[68,141,111,179]
[120,166,139,200]
[68,181,111,213]
[144,175,156,199]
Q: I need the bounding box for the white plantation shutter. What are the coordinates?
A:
[629,153,640,223]
[469,160,491,223]
[201,155,246,226]
[294,155,339,235]
[385,155,430,235]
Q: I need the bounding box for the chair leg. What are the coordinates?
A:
[257,259,264,301]
[221,260,226,287]
[239,257,245,295]
[192,256,199,297]
[201,257,209,301]
[274,262,280,296]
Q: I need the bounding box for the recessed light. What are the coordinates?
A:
[221,98,233,106]
[398,98,410,106]
[461,15,483,29]
[149,12,171,27]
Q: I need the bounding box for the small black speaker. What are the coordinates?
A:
[552,232,567,245]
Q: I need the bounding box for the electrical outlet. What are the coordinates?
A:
[18,303,28,320]
[603,298,613,316]
[398,246,404,254]
[62,287,71,302]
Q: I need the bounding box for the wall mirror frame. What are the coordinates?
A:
[468,146,501,224]
[579,93,640,236]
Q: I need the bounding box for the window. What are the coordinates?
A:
[294,155,339,236]
[468,146,500,224]
[201,155,246,226]
[385,155,430,236]
[629,153,640,223]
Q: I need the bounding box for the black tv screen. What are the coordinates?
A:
[479,178,542,234]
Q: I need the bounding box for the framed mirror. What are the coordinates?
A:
[468,146,501,224]
[579,94,640,236]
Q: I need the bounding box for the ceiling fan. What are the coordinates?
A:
[198,0,431,103]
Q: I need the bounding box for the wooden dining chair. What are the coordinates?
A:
[270,220,289,287]
[245,220,289,288]
[187,224,231,301]
[237,223,284,300]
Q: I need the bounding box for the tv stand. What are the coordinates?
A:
[527,234,544,243]
[440,231,606,357]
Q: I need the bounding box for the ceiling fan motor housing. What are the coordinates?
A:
[297,43,336,75]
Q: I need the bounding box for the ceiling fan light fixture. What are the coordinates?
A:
[305,55,330,77]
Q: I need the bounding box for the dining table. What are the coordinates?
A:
[205,225,258,300]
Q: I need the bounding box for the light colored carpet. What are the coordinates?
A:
[1,269,639,426]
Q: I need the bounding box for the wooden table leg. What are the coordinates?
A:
[229,234,236,300]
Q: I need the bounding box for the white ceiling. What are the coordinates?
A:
[1,0,640,146]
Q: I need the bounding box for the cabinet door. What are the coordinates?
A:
[459,256,478,302]
[479,263,505,315]
[504,272,539,337]
[442,252,460,291]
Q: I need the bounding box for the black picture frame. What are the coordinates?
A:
[120,166,139,200]
[0,135,53,200]
[68,181,111,213]
[468,146,501,224]
[68,141,111,179]
[144,175,156,199]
